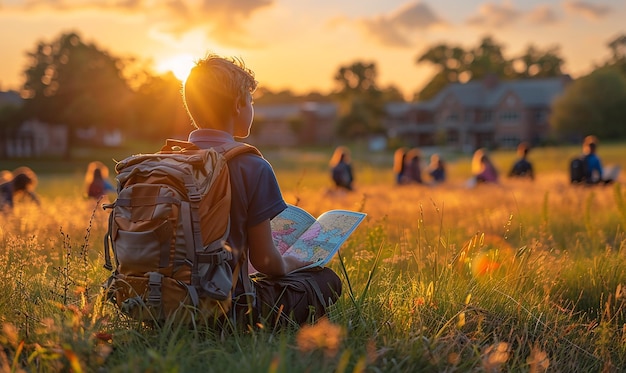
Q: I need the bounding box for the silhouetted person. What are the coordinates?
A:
[393,147,408,185]
[0,167,41,212]
[580,135,619,184]
[471,148,499,184]
[508,142,534,180]
[400,148,423,184]
[84,161,115,200]
[427,153,446,184]
[329,146,354,191]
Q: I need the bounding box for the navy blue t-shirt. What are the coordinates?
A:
[188,129,287,291]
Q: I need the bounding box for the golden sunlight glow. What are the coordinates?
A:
[156,54,196,82]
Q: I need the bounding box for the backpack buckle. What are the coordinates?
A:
[196,250,232,264]
[147,272,164,306]
[188,192,201,202]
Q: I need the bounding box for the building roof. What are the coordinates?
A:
[385,102,415,116]
[496,78,567,106]
[414,75,569,110]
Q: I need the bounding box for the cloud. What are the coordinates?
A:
[6,0,274,47]
[562,0,611,20]
[466,2,523,28]
[526,5,559,25]
[356,1,445,47]
[358,17,413,47]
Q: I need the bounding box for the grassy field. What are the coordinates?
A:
[1,142,625,372]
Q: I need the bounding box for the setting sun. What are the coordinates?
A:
[156,54,196,82]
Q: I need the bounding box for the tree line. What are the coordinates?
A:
[1,31,625,153]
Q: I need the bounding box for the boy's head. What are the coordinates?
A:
[183,54,257,134]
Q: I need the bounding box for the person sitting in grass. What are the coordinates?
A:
[0,167,41,212]
[182,53,342,327]
[581,135,620,184]
[508,142,534,180]
[329,145,354,191]
[84,161,115,200]
[402,148,424,184]
[469,148,499,186]
[427,153,446,184]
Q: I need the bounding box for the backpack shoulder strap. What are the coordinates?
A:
[217,142,262,304]
[220,142,262,160]
[160,139,200,152]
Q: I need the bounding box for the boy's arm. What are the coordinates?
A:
[248,219,311,276]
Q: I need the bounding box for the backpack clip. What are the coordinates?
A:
[147,272,164,306]
[196,250,232,264]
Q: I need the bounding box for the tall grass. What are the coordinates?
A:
[1,144,625,372]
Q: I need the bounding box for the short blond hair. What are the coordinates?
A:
[183,54,257,129]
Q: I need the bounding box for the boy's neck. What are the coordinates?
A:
[189,128,235,141]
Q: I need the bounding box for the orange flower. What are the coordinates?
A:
[296,317,344,358]
[527,346,550,373]
[2,323,19,347]
[482,342,510,372]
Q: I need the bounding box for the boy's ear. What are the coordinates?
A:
[233,95,243,113]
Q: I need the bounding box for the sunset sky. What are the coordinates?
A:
[0,0,624,99]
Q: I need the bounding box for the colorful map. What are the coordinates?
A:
[279,206,366,271]
[249,205,366,274]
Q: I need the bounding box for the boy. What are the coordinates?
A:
[182,54,342,326]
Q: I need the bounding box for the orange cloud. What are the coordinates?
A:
[5,0,274,47]
[466,2,523,28]
[356,1,445,47]
[527,4,560,25]
[562,0,611,20]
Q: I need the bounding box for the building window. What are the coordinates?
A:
[499,136,520,148]
[483,110,492,122]
[447,129,459,144]
[446,112,460,122]
[534,110,546,122]
[498,111,520,122]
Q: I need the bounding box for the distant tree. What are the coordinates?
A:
[254,88,300,104]
[603,33,626,76]
[131,72,189,140]
[333,61,385,137]
[467,36,513,80]
[21,31,133,157]
[607,34,626,62]
[414,70,454,101]
[254,87,337,105]
[415,36,565,100]
[415,44,470,100]
[513,45,564,78]
[0,105,24,131]
[380,85,406,103]
[550,68,626,139]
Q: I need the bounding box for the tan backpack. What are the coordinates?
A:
[102,139,261,325]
